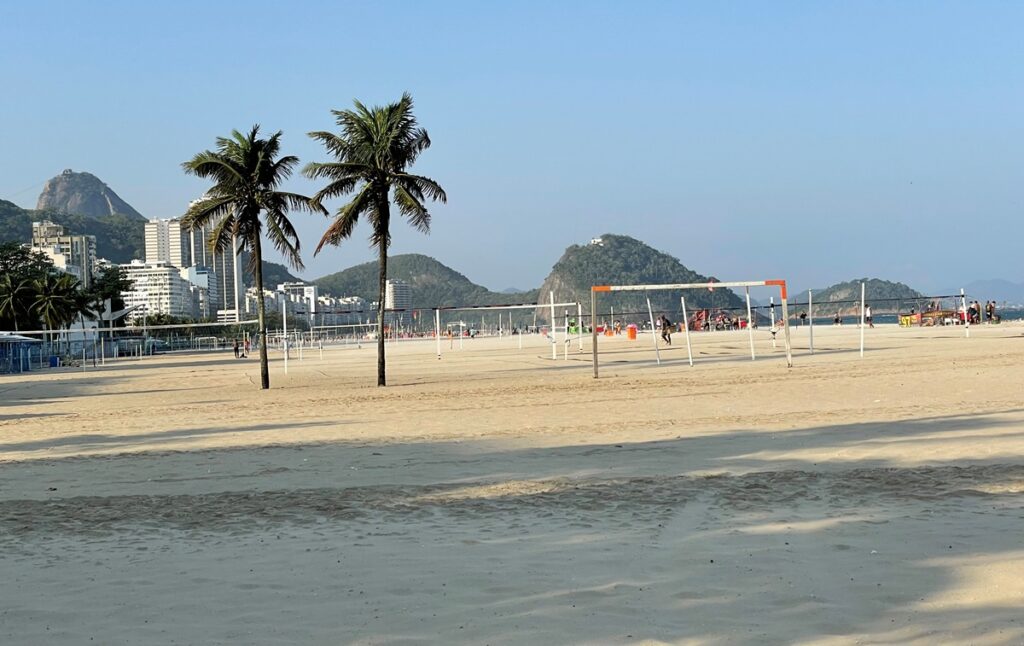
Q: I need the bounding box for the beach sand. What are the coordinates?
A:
[2,323,1023,644]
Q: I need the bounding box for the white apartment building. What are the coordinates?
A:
[145,219,191,268]
[120,260,196,322]
[147,216,248,319]
[180,265,219,320]
[317,295,367,326]
[384,279,412,326]
[30,220,97,288]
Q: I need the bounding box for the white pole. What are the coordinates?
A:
[319,340,323,361]
[770,296,776,349]
[961,288,969,338]
[859,281,866,358]
[808,290,814,355]
[435,309,441,360]
[550,291,556,360]
[100,337,105,366]
[563,309,569,360]
[577,302,583,352]
[645,296,661,365]
[781,290,793,368]
[282,298,288,374]
[610,306,614,332]
[680,296,693,367]
[745,287,756,360]
[518,310,523,349]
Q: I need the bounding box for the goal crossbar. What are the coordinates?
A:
[590,279,792,377]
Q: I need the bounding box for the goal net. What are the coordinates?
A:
[589,280,793,377]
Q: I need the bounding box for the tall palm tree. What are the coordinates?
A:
[182,125,324,390]
[304,93,446,386]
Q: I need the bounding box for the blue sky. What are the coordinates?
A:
[2,1,1021,293]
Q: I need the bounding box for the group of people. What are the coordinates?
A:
[232,338,250,359]
[966,300,999,324]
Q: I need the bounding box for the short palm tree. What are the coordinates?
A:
[182,125,324,390]
[32,273,81,352]
[304,93,446,386]
[0,274,32,332]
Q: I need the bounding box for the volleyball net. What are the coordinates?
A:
[432,296,581,360]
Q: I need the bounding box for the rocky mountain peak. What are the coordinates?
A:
[36,170,144,220]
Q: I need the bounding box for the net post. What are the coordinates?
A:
[745,287,756,360]
[549,291,556,360]
[809,289,814,354]
[563,309,569,361]
[681,295,693,367]
[591,288,599,378]
[645,295,661,365]
[781,286,793,368]
[435,308,441,360]
[961,288,969,338]
[859,281,866,358]
[577,302,583,352]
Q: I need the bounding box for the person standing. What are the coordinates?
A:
[658,315,673,345]
[865,304,874,328]
[233,339,240,359]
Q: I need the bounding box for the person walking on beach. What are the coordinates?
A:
[658,315,673,345]
[233,339,240,359]
[243,338,251,357]
[865,304,873,328]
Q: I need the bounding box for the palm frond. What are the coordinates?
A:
[393,185,430,233]
[315,183,374,254]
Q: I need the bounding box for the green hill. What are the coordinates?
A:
[314,254,537,308]
[0,199,145,262]
[791,278,926,315]
[537,234,745,322]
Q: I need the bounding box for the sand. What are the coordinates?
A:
[2,323,1023,644]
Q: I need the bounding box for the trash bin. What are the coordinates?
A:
[626,324,638,340]
[48,355,60,368]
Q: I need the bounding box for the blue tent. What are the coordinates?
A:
[0,333,41,374]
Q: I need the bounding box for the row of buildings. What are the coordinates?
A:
[29,217,412,328]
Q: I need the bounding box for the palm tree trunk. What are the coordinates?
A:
[252,235,270,390]
[376,198,390,387]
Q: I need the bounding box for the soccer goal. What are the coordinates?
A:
[590,280,793,377]
[433,293,581,360]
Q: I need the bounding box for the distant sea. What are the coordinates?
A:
[797,308,1024,326]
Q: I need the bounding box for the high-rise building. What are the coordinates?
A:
[30,220,97,288]
[120,260,196,321]
[180,265,219,319]
[186,223,247,321]
[384,279,412,327]
[145,219,191,268]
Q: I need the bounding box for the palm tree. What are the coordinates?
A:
[182,125,324,390]
[304,93,446,386]
[32,273,81,353]
[0,274,32,332]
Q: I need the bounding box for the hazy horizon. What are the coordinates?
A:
[3,1,1021,294]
